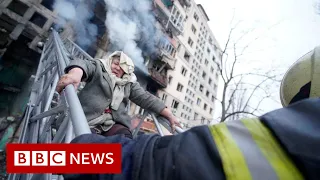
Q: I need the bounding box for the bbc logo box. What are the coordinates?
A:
[6,144,122,174]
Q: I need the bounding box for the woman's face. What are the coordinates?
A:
[111,57,124,78]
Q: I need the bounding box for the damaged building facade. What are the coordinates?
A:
[0,0,221,143]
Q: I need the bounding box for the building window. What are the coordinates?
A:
[191,25,197,34]
[201,117,205,124]
[207,48,211,54]
[188,37,194,47]
[205,59,208,65]
[212,55,216,62]
[210,108,213,115]
[210,67,214,73]
[162,93,167,102]
[202,72,207,79]
[214,84,218,91]
[184,52,190,62]
[197,98,201,106]
[194,113,198,120]
[181,66,187,76]
[208,78,212,85]
[199,85,204,92]
[177,43,181,52]
[193,13,199,22]
[214,45,218,51]
[206,91,209,97]
[168,76,173,84]
[177,83,184,92]
[204,103,207,110]
[211,95,215,103]
[171,100,179,109]
[216,73,219,79]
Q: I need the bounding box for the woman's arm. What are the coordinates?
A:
[129,82,181,132]
[56,59,96,93]
[159,108,182,132]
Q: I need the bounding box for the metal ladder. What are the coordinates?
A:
[7,29,183,180]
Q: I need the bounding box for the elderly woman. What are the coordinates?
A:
[56,51,180,139]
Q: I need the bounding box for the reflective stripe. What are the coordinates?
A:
[242,119,303,180]
[209,124,252,180]
[227,121,277,180]
[209,118,303,180]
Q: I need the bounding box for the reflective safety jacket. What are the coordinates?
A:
[64,98,320,180]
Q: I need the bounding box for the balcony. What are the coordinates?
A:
[149,68,168,88]
[178,0,191,7]
[153,1,184,36]
[154,0,173,17]
[166,17,184,36]
[159,50,176,69]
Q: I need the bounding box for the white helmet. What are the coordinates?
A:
[280,45,320,107]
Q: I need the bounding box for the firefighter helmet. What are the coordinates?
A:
[280,46,320,107]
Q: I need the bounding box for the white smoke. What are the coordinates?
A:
[53,0,98,50]
[104,0,162,73]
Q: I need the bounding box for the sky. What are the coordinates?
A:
[194,0,320,118]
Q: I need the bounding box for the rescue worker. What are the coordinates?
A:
[64,46,320,180]
[56,51,181,139]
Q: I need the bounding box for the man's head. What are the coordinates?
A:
[280,45,320,106]
[111,55,124,78]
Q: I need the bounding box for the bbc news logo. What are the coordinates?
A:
[6,144,121,173]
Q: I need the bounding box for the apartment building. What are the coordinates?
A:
[156,0,222,128]
[0,0,221,137]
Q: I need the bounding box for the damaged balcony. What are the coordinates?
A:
[149,59,170,88]
[153,0,184,36]
[157,37,177,70]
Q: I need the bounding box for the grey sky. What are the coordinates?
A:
[195,0,320,117]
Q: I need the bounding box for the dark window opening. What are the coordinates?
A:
[30,12,47,28]
[7,0,29,16]
[40,0,55,10]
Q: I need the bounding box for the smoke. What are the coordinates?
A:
[53,0,98,51]
[104,0,163,74]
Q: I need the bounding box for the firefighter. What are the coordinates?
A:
[64,46,320,180]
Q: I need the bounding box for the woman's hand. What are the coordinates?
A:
[160,108,182,133]
[167,115,182,133]
[56,67,83,93]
